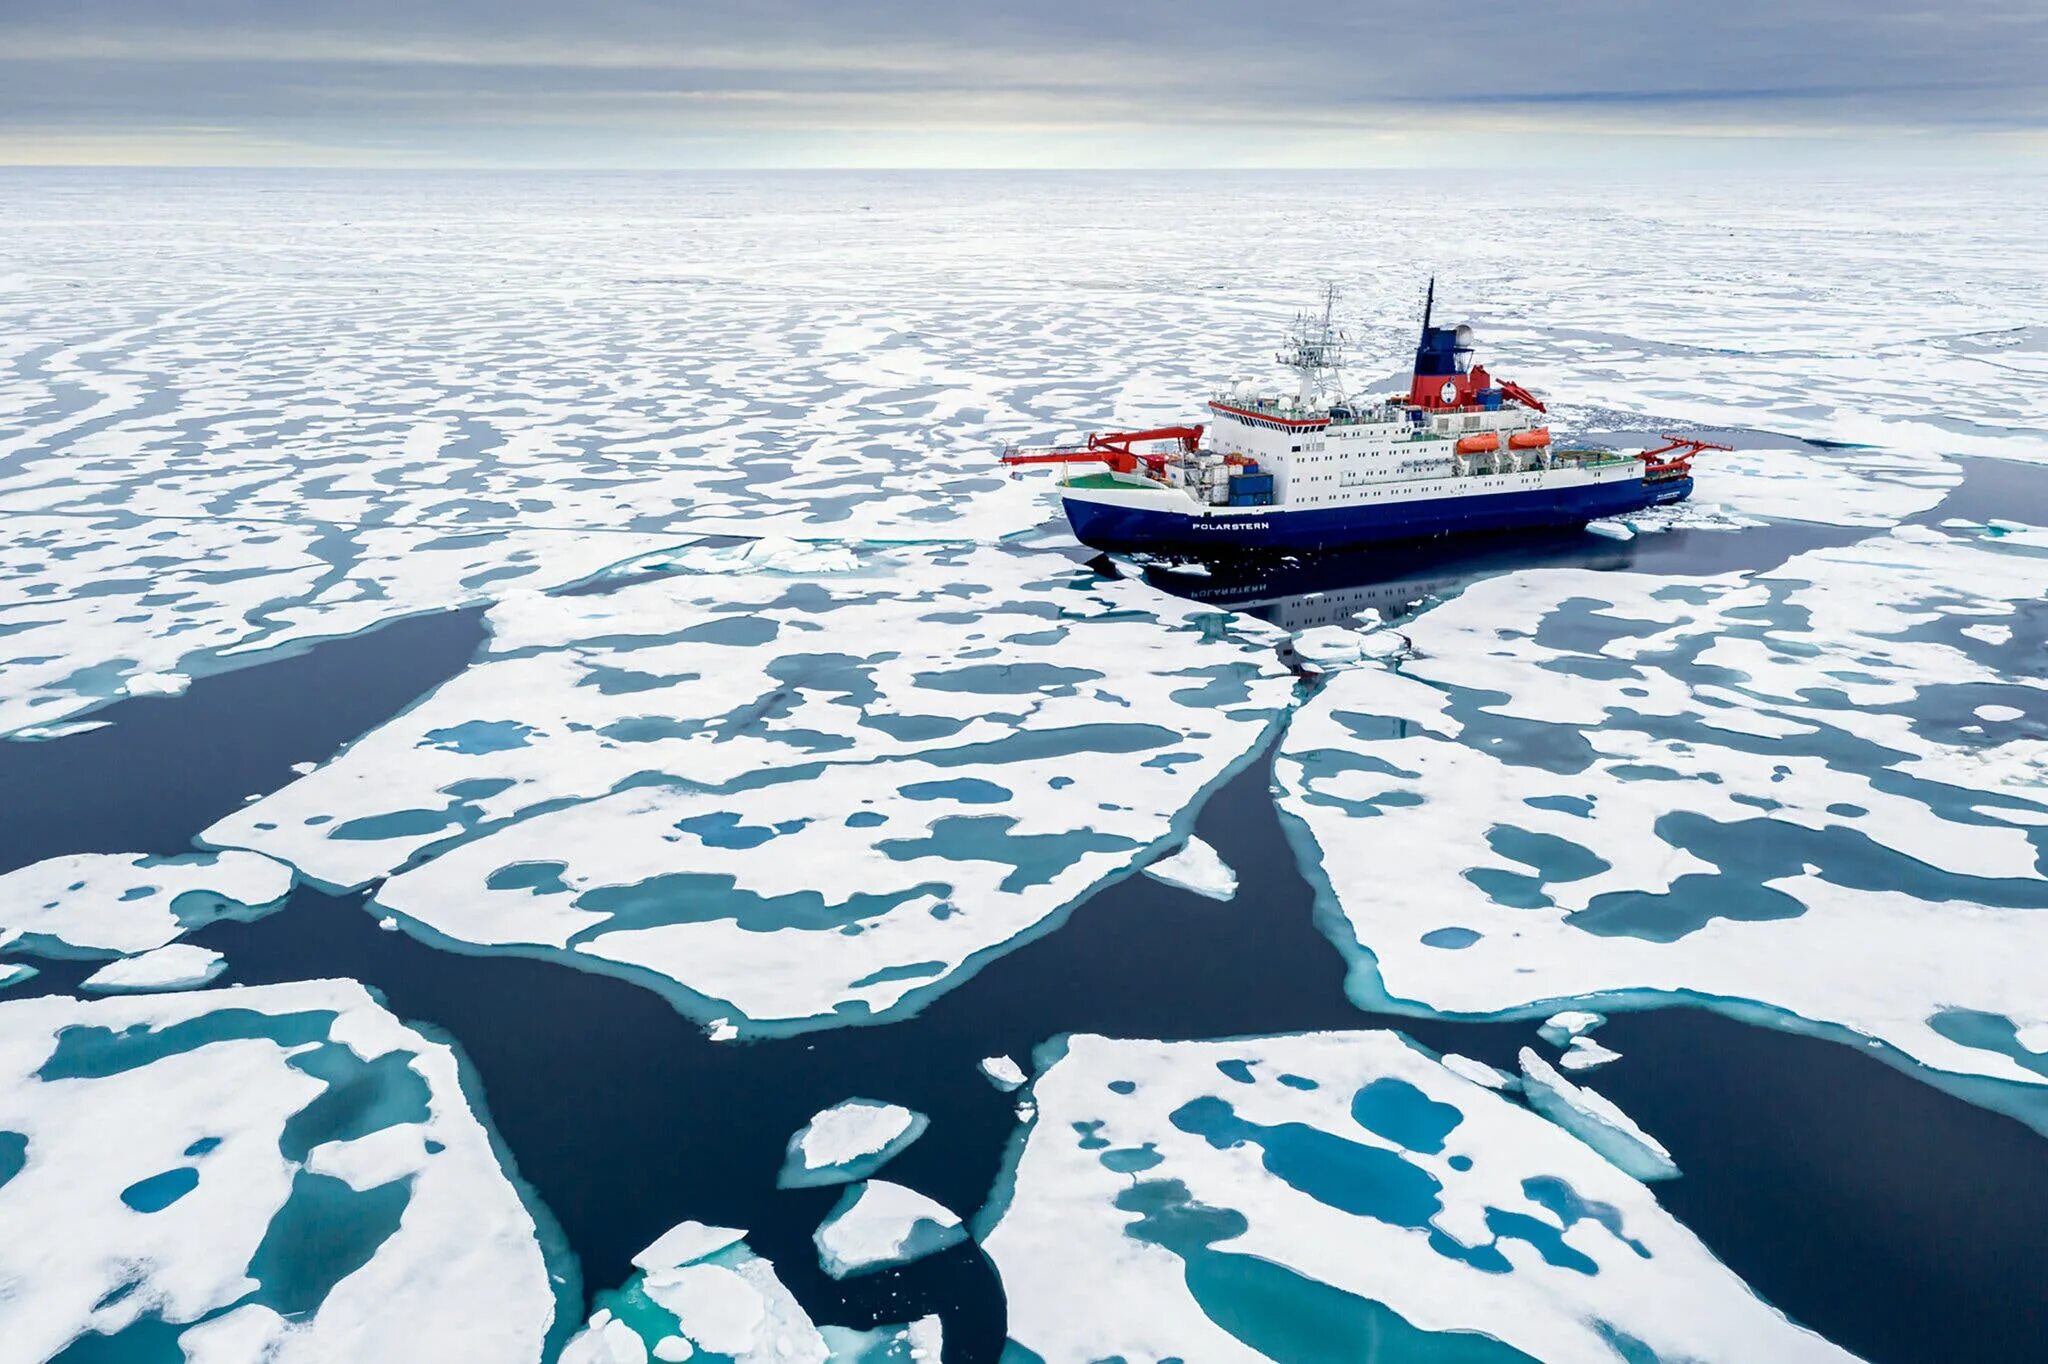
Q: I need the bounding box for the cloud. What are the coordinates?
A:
[2,1,2042,165]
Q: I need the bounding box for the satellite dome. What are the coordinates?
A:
[1453,323,1475,348]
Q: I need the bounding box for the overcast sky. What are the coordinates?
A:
[3,1,2043,167]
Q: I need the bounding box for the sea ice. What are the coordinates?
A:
[813,1180,967,1279]
[209,544,1294,1035]
[80,943,227,993]
[1141,836,1238,901]
[981,1032,1855,1363]
[1518,1049,1677,1181]
[1585,520,1634,541]
[0,980,567,1361]
[780,1099,928,1189]
[0,174,2033,738]
[0,850,294,958]
[1276,525,2048,1128]
[979,1055,1028,1091]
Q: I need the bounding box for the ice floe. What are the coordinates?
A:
[80,944,227,993]
[979,1055,1028,1092]
[780,1099,928,1189]
[1141,836,1238,901]
[1276,525,2048,1128]
[980,1032,1855,1363]
[0,850,294,959]
[813,1180,967,1279]
[0,980,567,1361]
[208,544,1293,1034]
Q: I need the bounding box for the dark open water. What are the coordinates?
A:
[4,486,2046,1363]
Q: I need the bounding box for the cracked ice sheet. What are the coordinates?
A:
[980,1032,1858,1364]
[0,980,566,1362]
[0,850,293,958]
[1276,524,2048,1126]
[205,544,1295,1033]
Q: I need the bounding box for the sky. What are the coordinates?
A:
[2,1,2044,169]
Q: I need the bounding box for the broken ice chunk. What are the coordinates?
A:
[1537,1010,1607,1048]
[1439,1053,1517,1091]
[779,1098,928,1189]
[124,670,191,697]
[634,1220,749,1275]
[820,1313,944,1361]
[80,943,226,993]
[1559,1036,1623,1071]
[813,1180,966,1280]
[1518,1047,1677,1181]
[567,1237,829,1364]
[979,1055,1027,1092]
[1141,836,1237,901]
[1586,520,1634,540]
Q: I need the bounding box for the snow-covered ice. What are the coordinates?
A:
[780,1099,928,1189]
[0,850,294,958]
[0,980,567,1361]
[80,943,227,993]
[1276,525,2048,1128]
[208,544,1293,1034]
[980,1032,1854,1363]
[813,1180,967,1279]
[1141,836,1238,901]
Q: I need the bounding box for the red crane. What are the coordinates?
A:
[999,425,1204,476]
[1637,435,1731,479]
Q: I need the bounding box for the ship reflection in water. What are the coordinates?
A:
[1127,523,1636,634]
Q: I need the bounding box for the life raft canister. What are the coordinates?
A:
[1455,432,1500,454]
[1508,428,1552,450]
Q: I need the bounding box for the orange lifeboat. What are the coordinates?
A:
[1455,432,1500,455]
[1509,427,1552,450]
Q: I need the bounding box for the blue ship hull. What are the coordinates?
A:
[1064,476,1691,555]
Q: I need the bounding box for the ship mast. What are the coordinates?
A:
[1278,282,1347,408]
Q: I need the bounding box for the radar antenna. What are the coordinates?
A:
[1278,282,1348,408]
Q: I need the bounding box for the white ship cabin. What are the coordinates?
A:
[1196,381,1549,510]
